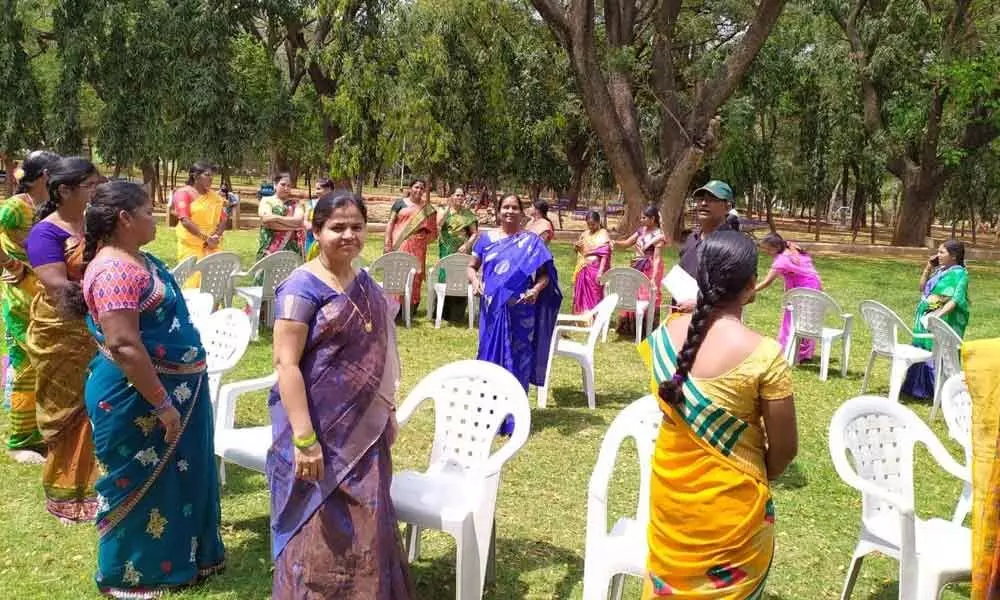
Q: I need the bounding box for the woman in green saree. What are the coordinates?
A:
[436,187,478,322]
[902,239,970,399]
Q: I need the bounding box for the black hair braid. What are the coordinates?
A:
[658,285,720,407]
[83,203,118,265]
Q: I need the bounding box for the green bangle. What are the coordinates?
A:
[293,432,317,449]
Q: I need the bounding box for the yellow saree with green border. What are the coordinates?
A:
[638,325,792,598]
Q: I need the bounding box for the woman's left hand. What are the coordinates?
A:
[518,288,539,304]
[293,442,324,481]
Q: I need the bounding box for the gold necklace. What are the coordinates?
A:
[319,257,374,333]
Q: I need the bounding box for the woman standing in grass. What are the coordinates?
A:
[572,210,611,314]
[269,191,414,598]
[639,231,797,598]
[24,157,100,523]
[754,233,823,363]
[78,182,225,596]
[0,150,59,462]
[383,178,438,314]
[257,172,306,261]
[172,162,227,288]
[525,199,555,244]
[614,205,666,337]
[901,239,970,399]
[437,187,478,322]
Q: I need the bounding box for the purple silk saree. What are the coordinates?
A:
[266,268,413,599]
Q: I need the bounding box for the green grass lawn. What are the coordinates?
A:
[3,224,998,599]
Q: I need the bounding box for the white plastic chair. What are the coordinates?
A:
[190,252,242,309]
[201,308,253,407]
[370,251,419,327]
[583,395,661,600]
[829,396,971,600]
[537,294,619,409]
[599,268,653,344]
[170,255,197,288]
[940,374,972,525]
[925,315,963,420]
[182,290,215,331]
[213,372,276,484]
[783,288,853,380]
[231,251,303,340]
[428,253,477,329]
[858,300,934,403]
[391,360,531,600]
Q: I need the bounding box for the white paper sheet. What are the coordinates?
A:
[662,265,699,304]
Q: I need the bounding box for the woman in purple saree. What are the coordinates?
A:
[467,195,561,431]
[268,191,414,599]
[572,211,611,315]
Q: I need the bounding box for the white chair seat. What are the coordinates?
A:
[822,326,845,340]
[891,344,934,362]
[392,469,483,526]
[235,286,263,303]
[555,339,588,358]
[215,426,270,472]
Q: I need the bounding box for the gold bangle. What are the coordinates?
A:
[293,432,317,449]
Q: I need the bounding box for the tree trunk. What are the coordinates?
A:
[892,161,948,246]
[657,147,704,242]
[4,156,15,196]
[353,174,364,197]
[139,159,158,205]
[765,193,777,233]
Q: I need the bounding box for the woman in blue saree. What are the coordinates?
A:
[77,182,224,597]
[268,191,414,599]
[467,194,561,421]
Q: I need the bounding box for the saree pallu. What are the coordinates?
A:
[638,327,788,599]
[25,235,98,522]
[903,265,970,399]
[175,189,225,289]
[965,339,1000,599]
[267,269,413,599]
[572,233,611,315]
[389,200,437,309]
[475,231,562,393]
[85,254,224,597]
[0,194,42,450]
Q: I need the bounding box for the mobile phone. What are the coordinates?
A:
[929,255,940,267]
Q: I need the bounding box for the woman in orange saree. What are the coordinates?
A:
[383,179,438,313]
[638,231,797,599]
[25,157,101,522]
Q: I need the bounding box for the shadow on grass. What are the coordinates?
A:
[530,404,607,434]
[411,536,582,600]
[772,462,808,490]
[218,462,269,496]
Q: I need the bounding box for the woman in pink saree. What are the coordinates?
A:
[755,232,824,362]
[572,211,612,314]
[614,206,667,337]
[383,179,438,314]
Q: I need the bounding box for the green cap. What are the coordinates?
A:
[693,180,734,203]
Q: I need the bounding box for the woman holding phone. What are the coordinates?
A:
[901,240,970,399]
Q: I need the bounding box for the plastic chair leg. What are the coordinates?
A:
[952,482,972,525]
[839,552,866,600]
[247,298,262,341]
[841,334,851,377]
[455,517,490,600]
[435,291,445,329]
[217,458,227,486]
[888,357,908,403]
[485,520,497,585]
[861,352,876,393]
[581,561,612,600]
[634,306,645,345]
[915,567,948,600]
[582,359,596,409]
[610,573,626,600]
[820,337,833,381]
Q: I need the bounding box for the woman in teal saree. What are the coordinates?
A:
[77,182,224,597]
[902,239,970,399]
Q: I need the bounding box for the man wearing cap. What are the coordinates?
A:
[676,180,735,310]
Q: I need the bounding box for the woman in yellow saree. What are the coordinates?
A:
[25,157,100,522]
[638,231,798,599]
[172,162,227,288]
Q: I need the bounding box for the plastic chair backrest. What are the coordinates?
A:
[434,253,474,297]
[170,256,197,287]
[926,315,962,379]
[247,251,302,301]
[589,395,662,528]
[859,300,908,354]
[370,251,419,295]
[586,294,620,348]
[785,288,842,338]
[182,290,215,323]
[202,308,252,373]
[600,267,650,311]
[829,396,922,529]
[940,374,972,458]
[398,360,530,476]
[193,252,242,305]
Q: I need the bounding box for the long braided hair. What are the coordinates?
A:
[658,230,759,407]
[15,151,60,195]
[35,157,98,223]
[63,181,149,318]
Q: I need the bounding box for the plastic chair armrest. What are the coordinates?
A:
[924,435,972,484]
[848,474,915,516]
[216,373,278,431]
[912,332,934,341]
[482,410,531,477]
[841,313,854,333]
[554,325,592,336]
[557,313,591,322]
